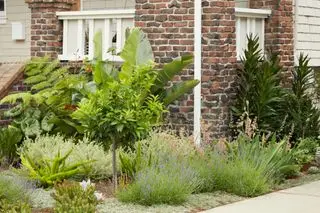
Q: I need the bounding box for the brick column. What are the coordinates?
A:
[25,0,75,58]
[202,0,237,138]
[135,0,195,133]
[135,0,237,139]
[250,0,294,82]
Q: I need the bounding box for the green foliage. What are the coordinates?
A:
[72,30,169,146]
[20,139,93,186]
[292,137,319,166]
[0,174,30,204]
[192,134,298,197]
[119,131,199,179]
[117,157,201,205]
[1,57,89,137]
[119,142,144,179]
[209,152,270,197]
[0,200,32,213]
[53,181,98,213]
[284,55,320,140]
[117,131,202,205]
[73,29,198,144]
[0,126,22,165]
[232,35,320,140]
[232,35,285,133]
[226,135,298,183]
[18,134,114,180]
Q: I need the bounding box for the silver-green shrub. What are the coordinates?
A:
[18,134,114,180]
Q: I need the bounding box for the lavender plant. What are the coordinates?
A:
[117,156,202,205]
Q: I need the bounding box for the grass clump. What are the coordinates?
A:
[0,174,31,204]
[117,131,202,205]
[117,157,201,205]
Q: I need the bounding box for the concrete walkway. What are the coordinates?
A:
[203,181,320,213]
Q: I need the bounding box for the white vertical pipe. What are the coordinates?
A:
[194,0,202,146]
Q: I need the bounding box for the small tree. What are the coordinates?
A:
[71,28,199,189]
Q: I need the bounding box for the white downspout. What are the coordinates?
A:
[194,0,202,146]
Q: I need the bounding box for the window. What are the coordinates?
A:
[0,0,6,24]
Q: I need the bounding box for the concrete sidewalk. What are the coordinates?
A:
[203,181,320,213]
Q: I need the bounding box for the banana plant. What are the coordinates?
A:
[91,28,199,106]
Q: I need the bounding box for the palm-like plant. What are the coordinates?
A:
[284,54,320,141]
[231,35,285,134]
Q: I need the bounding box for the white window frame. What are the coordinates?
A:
[0,0,6,24]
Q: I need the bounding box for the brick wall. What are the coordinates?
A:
[135,0,196,133]
[202,0,237,138]
[135,0,237,139]
[250,0,294,83]
[25,0,75,58]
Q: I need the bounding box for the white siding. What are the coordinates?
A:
[82,0,135,10]
[295,0,320,66]
[236,0,249,8]
[0,0,31,63]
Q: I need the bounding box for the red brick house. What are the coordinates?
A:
[0,0,316,141]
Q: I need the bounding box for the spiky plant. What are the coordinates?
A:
[231,35,286,134]
[284,54,320,141]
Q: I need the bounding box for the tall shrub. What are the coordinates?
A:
[232,35,320,141]
[284,54,320,141]
[231,35,285,134]
[72,28,199,189]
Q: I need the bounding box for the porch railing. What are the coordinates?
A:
[56,9,135,62]
[235,8,272,60]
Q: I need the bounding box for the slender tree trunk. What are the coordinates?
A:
[112,137,117,191]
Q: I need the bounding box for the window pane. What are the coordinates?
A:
[0,0,4,12]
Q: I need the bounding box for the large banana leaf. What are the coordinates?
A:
[153,55,193,92]
[120,28,154,66]
[162,80,199,105]
[119,28,153,81]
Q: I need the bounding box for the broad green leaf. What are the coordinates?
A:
[120,28,154,66]
[153,55,193,91]
[119,28,154,81]
[162,80,199,105]
[41,112,55,132]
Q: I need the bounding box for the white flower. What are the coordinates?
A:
[94,192,105,201]
[80,179,91,190]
